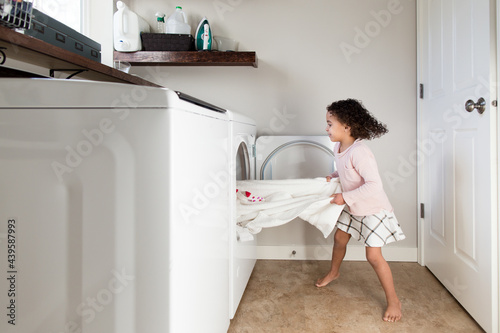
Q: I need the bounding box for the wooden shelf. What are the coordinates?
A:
[114,50,258,68]
[0,25,162,87]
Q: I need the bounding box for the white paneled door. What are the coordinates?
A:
[418,0,497,332]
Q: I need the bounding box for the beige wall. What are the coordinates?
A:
[3,0,417,259]
[117,0,418,259]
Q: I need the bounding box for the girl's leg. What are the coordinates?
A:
[365,247,402,322]
[315,229,351,287]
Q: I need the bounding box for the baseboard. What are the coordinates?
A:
[257,245,418,262]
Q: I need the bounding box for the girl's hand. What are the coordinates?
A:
[330,193,345,205]
[326,176,332,182]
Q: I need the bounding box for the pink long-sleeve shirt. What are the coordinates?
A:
[330,139,393,216]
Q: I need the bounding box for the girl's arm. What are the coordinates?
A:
[326,170,339,182]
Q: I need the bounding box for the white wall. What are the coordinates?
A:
[116,0,418,261]
[2,0,416,260]
[85,0,114,65]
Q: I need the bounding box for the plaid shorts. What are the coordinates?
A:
[336,207,406,247]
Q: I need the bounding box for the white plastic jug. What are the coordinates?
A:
[166,6,191,35]
[114,1,150,52]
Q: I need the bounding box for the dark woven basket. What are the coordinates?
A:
[141,33,194,51]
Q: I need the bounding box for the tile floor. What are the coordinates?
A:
[228,260,484,333]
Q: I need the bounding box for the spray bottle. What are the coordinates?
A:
[155,12,165,33]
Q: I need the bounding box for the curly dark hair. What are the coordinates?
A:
[326,99,388,140]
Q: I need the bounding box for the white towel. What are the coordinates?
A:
[236,178,344,238]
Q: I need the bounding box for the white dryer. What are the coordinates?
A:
[254,136,337,258]
[0,78,231,333]
[228,134,336,317]
[227,111,257,319]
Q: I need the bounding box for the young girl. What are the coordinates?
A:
[316,99,405,322]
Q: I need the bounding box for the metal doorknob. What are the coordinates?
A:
[465,97,486,114]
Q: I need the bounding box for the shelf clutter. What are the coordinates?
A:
[113,3,257,68]
[113,50,258,68]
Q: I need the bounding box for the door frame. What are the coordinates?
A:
[495,1,500,330]
[416,0,499,331]
[416,0,425,267]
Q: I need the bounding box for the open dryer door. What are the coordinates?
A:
[235,141,252,181]
[255,136,336,258]
[256,136,335,180]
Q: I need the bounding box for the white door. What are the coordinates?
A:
[418,0,497,332]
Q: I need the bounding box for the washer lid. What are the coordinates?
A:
[256,136,335,180]
[175,91,226,113]
[0,78,172,108]
[0,79,226,120]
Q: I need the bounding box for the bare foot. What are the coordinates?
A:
[315,272,340,287]
[383,299,402,322]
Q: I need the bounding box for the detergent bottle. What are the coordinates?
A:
[165,6,191,34]
[113,1,150,52]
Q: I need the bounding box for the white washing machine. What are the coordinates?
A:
[227,111,257,319]
[0,78,231,333]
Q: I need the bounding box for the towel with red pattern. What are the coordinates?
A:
[236,178,344,239]
[236,189,264,202]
